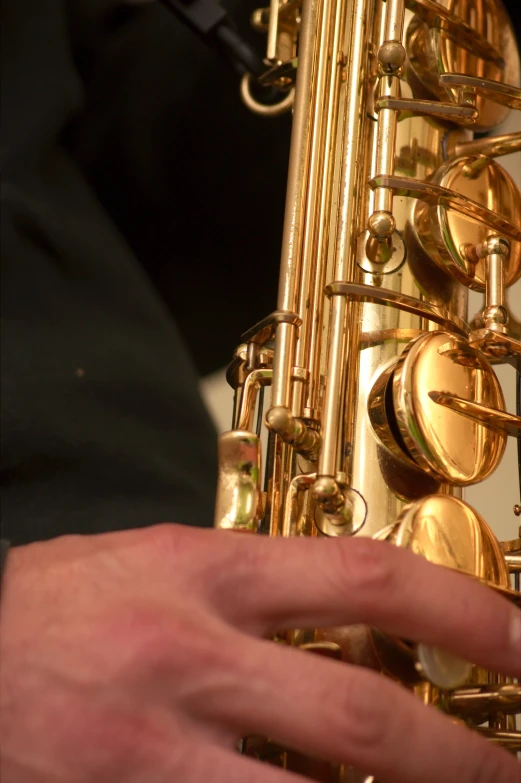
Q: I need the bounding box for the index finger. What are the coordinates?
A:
[205,532,521,679]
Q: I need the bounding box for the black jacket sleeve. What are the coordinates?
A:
[1,0,217,545]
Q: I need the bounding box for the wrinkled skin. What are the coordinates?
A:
[1,523,520,783]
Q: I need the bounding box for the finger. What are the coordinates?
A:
[205,532,521,678]
[194,633,518,783]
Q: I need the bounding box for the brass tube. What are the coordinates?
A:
[486,253,505,310]
[271,322,296,409]
[369,0,404,234]
[373,102,399,214]
[275,0,316,313]
[384,0,405,41]
[455,131,521,159]
[319,298,350,476]
[506,554,521,572]
[293,0,335,415]
[448,684,521,715]
[268,440,293,537]
[282,474,316,537]
[267,0,280,62]
[475,0,484,81]
[271,0,319,409]
[306,0,346,414]
[236,369,273,431]
[318,0,375,478]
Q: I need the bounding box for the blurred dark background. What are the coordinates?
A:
[65,0,290,377]
[64,0,520,378]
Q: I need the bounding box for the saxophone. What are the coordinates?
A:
[214,0,521,777]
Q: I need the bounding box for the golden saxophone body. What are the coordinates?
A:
[215,0,521,777]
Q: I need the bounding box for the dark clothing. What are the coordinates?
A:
[1,0,218,544]
[63,0,291,377]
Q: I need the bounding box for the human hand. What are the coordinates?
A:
[1,524,519,783]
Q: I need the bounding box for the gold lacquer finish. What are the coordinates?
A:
[415,156,521,291]
[214,431,262,532]
[406,0,520,131]
[214,0,521,776]
[389,495,510,587]
[391,330,507,484]
[372,496,510,690]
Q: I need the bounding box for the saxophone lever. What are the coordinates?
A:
[428,391,521,438]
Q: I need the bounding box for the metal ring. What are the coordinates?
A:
[240,73,295,117]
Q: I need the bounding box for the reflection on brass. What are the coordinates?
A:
[265,0,300,67]
[240,74,295,115]
[225,345,273,394]
[357,229,407,275]
[428,391,521,439]
[258,58,299,87]
[479,235,510,334]
[385,507,520,614]
[314,485,367,537]
[367,361,420,472]
[241,309,302,346]
[475,728,521,752]
[405,0,504,67]
[360,328,422,349]
[281,473,316,537]
[214,431,261,531]
[375,95,478,123]
[505,554,521,572]
[392,332,507,484]
[439,73,521,110]
[216,0,521,773]
[469,328,521,365]
[412,157,521,292]
[373,495,511,690]
[372,173,521,246]
[326,282,470,336]
[454,130,521,161]
[236,369,273,431]
[405,3,519,131]
[266,405,320,460]
[447,684,521,717]
[299,641,343,659]
[501,535,521,555]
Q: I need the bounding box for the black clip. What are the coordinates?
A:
[158,0,264,77]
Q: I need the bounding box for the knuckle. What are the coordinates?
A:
[139,524,218,592]
[103,600,238,692]
[162,611,239,681]
[332,668,393,757]
[140,522,192,561]
[199,536,268,618]
[99,603,176,674]
[331,538,397,602]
